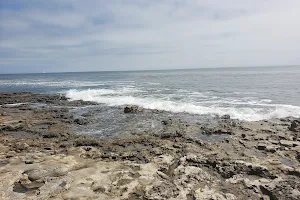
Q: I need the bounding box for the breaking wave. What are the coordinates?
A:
[65,88,300,121]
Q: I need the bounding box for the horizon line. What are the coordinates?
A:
[0,64,299,75]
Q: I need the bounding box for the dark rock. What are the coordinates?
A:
[74,118,88,125]
[0,124,24,132]
[124,105,143,113]
[296,151,300,162]
[13,179,45,193]
[221,114,231,120]
[74,137,101,147]
[160,131,182,139]
[257,143,267,150]
[201,126,233,135]
[289,120,300,132]
[25,160,34,164]
[161,120,169,125]
[42,132,59,138]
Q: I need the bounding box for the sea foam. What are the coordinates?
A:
[66,89,300,121]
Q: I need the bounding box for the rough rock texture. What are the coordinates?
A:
[289,120,300,132]
[124,105,144,113]
[0,93,300,200]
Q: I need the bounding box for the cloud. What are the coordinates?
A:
[0,0,300,73]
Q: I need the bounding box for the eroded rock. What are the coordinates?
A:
[124,105,143,113]
[289,120,300,132]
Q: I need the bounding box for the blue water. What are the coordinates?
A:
[1,66,300,121]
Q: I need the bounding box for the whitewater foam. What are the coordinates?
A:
[65,89,300,121]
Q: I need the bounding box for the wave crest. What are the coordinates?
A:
[66,89,300,121]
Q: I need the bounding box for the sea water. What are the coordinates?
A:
[1,66,300,121]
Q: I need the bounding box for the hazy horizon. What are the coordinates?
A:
[1,64,299,75]
[1,0,300,73]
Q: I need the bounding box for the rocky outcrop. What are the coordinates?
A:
[123,105,144,113]
[289,120,300,132]
[0,92,300,200]
[74,117,88,125]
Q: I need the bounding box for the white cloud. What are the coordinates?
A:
[0,0,300,73]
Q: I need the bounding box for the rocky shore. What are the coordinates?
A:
[0,92,299,200]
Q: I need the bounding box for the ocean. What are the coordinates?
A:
[1,66,300,121]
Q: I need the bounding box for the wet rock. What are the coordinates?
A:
[74,118,88,125]
[74,137,101,147]
[42,132,59,138]
[0,124,24,132]
[160,130,182,139]
[2,92,300,200]
[296,151,300,162]
[124,105,143,113]
[289,120,300,132]
[13,177,45,194]
[200,126,233,135]
[157,119,186,138]
[221,114,231,120]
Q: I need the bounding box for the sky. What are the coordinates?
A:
[0,0,300,73]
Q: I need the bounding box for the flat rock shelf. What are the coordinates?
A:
[0,92,299,200]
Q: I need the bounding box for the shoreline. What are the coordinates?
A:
[0,92,299,200]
